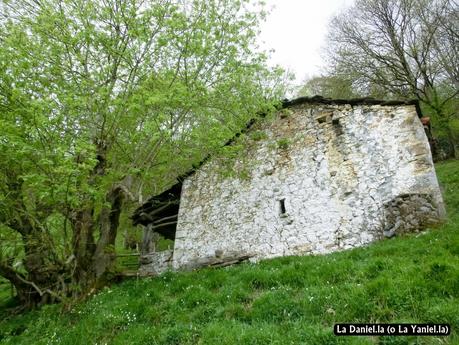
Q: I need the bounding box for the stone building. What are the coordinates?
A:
[132,96,445,275]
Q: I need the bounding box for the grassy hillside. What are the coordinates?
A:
[1,160,458,345]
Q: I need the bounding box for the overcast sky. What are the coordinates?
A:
[258,0,355,85]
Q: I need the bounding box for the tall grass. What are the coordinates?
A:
[1,160,458,345]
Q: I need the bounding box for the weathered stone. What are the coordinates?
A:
[140,101,446,273]
[139,250,173,276]
[408,142,429,156]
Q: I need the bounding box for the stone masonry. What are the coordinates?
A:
[134,98,446,274]
[171,101,445,270]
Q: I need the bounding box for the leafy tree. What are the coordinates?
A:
[0,0,287,308]
[326,0,458,157]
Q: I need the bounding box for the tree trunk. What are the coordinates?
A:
[71,207,96,289]
[445,125,457,159]
[1,144,128,308]
[92,187,124,279]
[141,224,160,255]
[1,235,63,309]
[0,263,39,308]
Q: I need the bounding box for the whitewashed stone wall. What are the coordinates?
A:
[171,103,445,270]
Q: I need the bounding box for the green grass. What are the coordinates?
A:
[1,160,458,345]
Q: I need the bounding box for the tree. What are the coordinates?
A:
[297,74,359,99]
[326,0,458,157]
[0,0,287,308]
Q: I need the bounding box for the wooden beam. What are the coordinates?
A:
[150,221,178,230]
[142,200,179,215]
[153,214,178,225]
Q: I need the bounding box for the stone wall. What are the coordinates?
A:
[139,250,173,276]
[171,103,445,270]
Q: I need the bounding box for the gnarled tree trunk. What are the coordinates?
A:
[0,144,128,309]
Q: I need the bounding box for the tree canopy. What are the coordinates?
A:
[0,0,288,307]
[324,0,458,156]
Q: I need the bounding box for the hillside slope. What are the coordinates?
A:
[1,160,458,345]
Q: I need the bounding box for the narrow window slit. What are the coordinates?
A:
[279,198,286,215]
